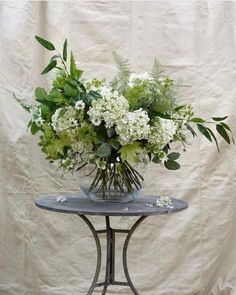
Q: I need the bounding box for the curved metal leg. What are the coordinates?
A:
[78,215,147,295]
[123,216,147,295]
[78,215,102,295]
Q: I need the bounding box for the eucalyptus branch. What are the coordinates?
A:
[56,50,69,76]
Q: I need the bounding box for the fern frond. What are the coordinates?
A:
[150,58,165,81]
[110,52,131,94]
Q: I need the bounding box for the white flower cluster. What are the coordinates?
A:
[88,86,129,127]
[30,107,45,127]
[51,107,78,133]
[116,109,150,144]
[71,140,93,154]
[128,72,151,88]
[173,105,194,125]
[149,118,177,150]
[156,196,172,207]
[62,157,75,169]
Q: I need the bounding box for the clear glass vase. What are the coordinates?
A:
[78,162,146,203]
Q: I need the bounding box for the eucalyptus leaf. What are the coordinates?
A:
[186,124,197,137]
[41,60,57,75]
[191,118,205,123]
[174,105,186,112]
[35,35,55,51]
[110,138,120,150]
[197,124,212,142]
[107,128,116,138]
[70,51,77,79]
[167,152,180,161]
[63,39,67,62]
[207,128,220,152]
[51,55,60,60]
[97,143,112,157]
[220,122,235,144]
[152,155,161,164]
[212,116,228,121]
[216,124,230,144]
[164,160,180,170]
[155,112,171,119]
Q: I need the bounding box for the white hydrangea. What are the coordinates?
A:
[148,118,177,150]
[88,92,129,128]
[116,108,150,145]
[51,107,78,133]
[128,72,152,87]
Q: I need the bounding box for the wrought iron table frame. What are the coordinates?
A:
[80,214,146,295]
[35,195,188,295]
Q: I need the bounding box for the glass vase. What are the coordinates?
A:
[78,161,146,203]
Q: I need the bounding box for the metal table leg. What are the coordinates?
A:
[79,215,102,295]
[78,214,147,295]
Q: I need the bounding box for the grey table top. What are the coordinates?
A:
[35,194,188,217]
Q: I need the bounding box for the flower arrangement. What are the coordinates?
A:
[15,36,233,200]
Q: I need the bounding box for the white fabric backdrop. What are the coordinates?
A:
[0,1,236,294]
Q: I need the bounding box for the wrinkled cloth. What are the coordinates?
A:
[0,1,236,295]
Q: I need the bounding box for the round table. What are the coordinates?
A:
[35,194,188,295]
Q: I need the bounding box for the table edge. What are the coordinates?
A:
[35,199,188,217]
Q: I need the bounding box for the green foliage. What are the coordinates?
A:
[96,143,112,157]
[119,142,143,163]
[63,39,67,62]
[125,81,152,110]
[197,124,212,142]
[110,52,131,94]
[216,124,230,144]
[212,116,228,121]
[35,87,47,101]
[64,83,78,97]
[148,78,177,113]
[35,36,55,51]
[70,51,77,79]
[39,124,67,160]
[164,160,180,170]
[207,127,220,152]
[167,152,180,161]
[191,118,205,123]
[152,154,161,164]
[41,60,57,75]
[28,120,41,135]
[76,123,98,145]
[150,58,165,81]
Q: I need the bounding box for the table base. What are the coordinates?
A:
[79,215,147,295]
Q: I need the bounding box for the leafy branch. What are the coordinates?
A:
[189,116,234,152]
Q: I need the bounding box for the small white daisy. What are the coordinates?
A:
[35,117,44,127]
[75,100,85,110]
